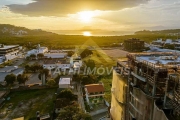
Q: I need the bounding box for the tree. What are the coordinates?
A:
[84,59,95,71]
[25,64,30,72]
[30,54,36,59]
[38,68,49,80]
[80,49,93,59]
[57,104,79,120]
[57,89,77,101]
[81,74,98,85]
[72,74,83,83]
[67,51,74,57]
[31,64,42,72]
[5,74,16,86]
[47,78,56,87]
[37,53,44,59]
[17,74,28,85]
[57,104,92,120]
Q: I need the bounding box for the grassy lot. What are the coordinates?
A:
[83,50,116,74]
[0,88,56,120]
[101,78,112,103]
[83,50,116,103]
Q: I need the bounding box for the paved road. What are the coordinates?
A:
[92,112,108,120]
[26,73,41,85]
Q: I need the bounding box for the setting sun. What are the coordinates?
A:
[83,31,91,36]
[78,11,94,22]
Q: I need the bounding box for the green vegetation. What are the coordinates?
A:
[1,88,56,120]
[0,24,179,49]
[0,60,13,68]
[17,74,29,85]
[5,74,16,86]
[57,104,92,120]
[101,78,112,103]
[56,89,92,120]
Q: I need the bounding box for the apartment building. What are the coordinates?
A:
[0,44,20,62]
[110,52,180,120]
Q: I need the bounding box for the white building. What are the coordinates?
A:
[0,44,21,62]
[44,53,67,59]
[26,44,48,57]
[43,59,70,71]
[59,77,72,88]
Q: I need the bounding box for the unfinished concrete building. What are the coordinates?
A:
[110,52,180,120]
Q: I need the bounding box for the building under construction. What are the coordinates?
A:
[110,52,180,120]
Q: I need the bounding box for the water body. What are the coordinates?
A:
[50,30,134,36]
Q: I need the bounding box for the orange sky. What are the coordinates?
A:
[0,0,180,32]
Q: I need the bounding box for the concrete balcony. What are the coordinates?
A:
[129,102,142,115]
[131,72,146,82]
[174,91,180,104]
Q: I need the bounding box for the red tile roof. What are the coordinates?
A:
[85,84,104,93]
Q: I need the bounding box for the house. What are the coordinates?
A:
[84,84,105,105]
[59,77,72,89]
[0,44,21,61]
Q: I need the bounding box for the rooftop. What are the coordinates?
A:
[0,72,9,82]
[0,45,19,50]
[128,52,180,68]
[0,66,17,72]
[59,77,71,85]
[44,59,68,64]
[85,84,104,93]
[12,68,24,75]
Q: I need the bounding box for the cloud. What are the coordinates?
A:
[7,0,150,16]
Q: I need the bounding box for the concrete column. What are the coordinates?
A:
[152,72,158,96]
[146,83,149,94]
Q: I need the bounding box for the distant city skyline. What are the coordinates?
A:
[0,0,180,32]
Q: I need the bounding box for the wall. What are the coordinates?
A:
[110,70,127,120]
[153,102,168,120]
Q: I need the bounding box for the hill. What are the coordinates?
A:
[135,29,180,36]
[0,24,55,36]
[0,24,179,48]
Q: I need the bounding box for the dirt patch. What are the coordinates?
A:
[3,98,39,120]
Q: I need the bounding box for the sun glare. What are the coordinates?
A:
[83,31,91,36]
[78,11,94,22]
